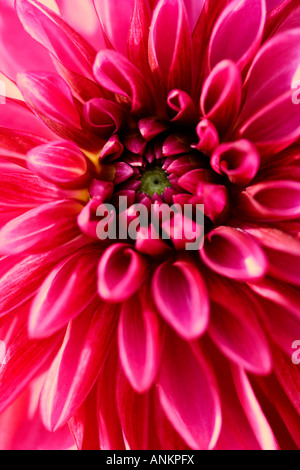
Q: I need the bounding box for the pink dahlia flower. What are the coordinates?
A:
[0,0,300,450]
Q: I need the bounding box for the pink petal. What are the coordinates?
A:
[16,0,96,79]
[29,250,99,338]
[40,301,119,431]
[83,98,126,136]
[210,140,260,185]
[193,182,229,224]
[207,275,272,374]
[128,0,152,76]
[118,289,163,393]
[97,343,126,450]
[246,227,300,286]
[232,366,279,450]
[93,49,154,115]
[200,60,242,136]
[192,119,219,155]
[0,98,55,140]
[27,140,90,188]
[68,385,100,450]
[94,0,135,55]
[167,89,197,125]
[238,29,300,124]
[0,200,82,255]
[149,0,192,93]
[237,181,300,221]
[152,257,209,339]
[0,2,55,81]
[0,322,63,414]
[158,331,221,450]
[99,135,124,162]
[200,226,268,281]
[55,0,105,51]
[97,244,148,302]
[209,0,266,70]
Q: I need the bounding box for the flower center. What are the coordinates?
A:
[139,167,171,197]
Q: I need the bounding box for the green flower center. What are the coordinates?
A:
[139,167,171,197]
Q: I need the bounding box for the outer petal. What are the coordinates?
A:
[0,2,55,81]
[28,249,99,338]
[208,0,266,71]
[0,200,82,255]
[149,0,192,93]
[16,0,96,79]
[40,301,119,431]
[158,331,221,450]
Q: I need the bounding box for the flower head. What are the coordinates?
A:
[0,0,300,450]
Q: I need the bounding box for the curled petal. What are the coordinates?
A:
[200,226,268,281]
[83,98,126,136]
[27,140,90,188]
[152,258,209,339]
[178,168,217,193]
[97,244,147,301]
[192,119,219,155]
[158,332,221,450]
[138,118,169,142]
[118,290,163,393]
[0,200,82,255]
[93,50,154,115]
[149,0,192,93]
[200,60,242,136]
[135,224,171,256]
[210,140,260,185]
[208,0,266,70]
[237,181,300,221]
[99,135,124,162]
[167,89,197,125]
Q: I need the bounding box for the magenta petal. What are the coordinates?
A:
[152,258,209,339]
[0,322,63,414]
[210,140,260,185]
[94,0,134,55]
[0,2,55,81]
[200,60,242,136]
[0,98,55,141]
[93,49,154,115]
[167,89,197,125]
[128,0,152,75]
[27,140,89,188]
[16,0,96,79]
[207,276,272,374]
[209,0,266,70]
[232,366,279,450]
[192,119,219,155]
[83,98,126,136]
[97,244,147,302]
[158,331,221,450]
[29,250,99,338]
[118,290,162,393]
[200,226,268,281]
[238,29,300,124]
[0,200,82,255]
[99,135,124,162]
[40,301,119,431]
[237,180,300,221]
[149,0,192,93]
